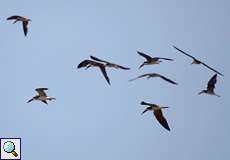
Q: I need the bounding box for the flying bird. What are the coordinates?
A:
[7,15,31,36]
[198,74,220,97]
[141,101,170,131]
[129,73,178,85]
[77,59,110,85]
[27,88,56,104]
[173,45,223,76]
[90,55,130,70]
[137,51,173,69]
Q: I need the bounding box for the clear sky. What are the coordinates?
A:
[1,0,230,159]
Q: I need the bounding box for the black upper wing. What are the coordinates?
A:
[137,51,152,61]
[154,110,170,131]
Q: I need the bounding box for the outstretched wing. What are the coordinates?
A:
[90,55,109,64]
[201,62,223,76]
[99,66,110,85]
[207,74,217,92]
[129,74,151,82]
[6,15,22,20]
[36,88,48,96]
[173,45,197,60]
[154,110,170,131]
[156,74,178,85]
[156,57,174,61]
[137,51,152,61]
[113,64,130,70]
[23,21,28,36]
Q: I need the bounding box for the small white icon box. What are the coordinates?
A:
[0,138,21,160]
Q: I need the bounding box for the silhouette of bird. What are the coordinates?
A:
[141,101,170,131]
[129,73,178,85]
[78,59,110,85]
[90,55,130,70]
[198,74,220,97]
[7,15,31,36]
[27,88,56,104]
[173,45,223,76]
[137,51,173,69]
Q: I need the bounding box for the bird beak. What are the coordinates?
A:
[161,107,169,109]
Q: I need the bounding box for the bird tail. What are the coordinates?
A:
[27,98,34,103]
[214,93,221,97]
[138,63,145,69]
[48,97,56,101]
[198,90,205,95]
[141,109,149,115]
[13,20,19,24]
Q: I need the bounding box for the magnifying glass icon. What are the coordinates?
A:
[3,141,18,157]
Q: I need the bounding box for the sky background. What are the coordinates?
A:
[0,0,230,159]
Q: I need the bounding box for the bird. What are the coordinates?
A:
[137,51,173,69]
[129,73,178,85]
[6,15,31,36]
[141,101,170,131]
[173,45,223,76]
[198,74,220,97]
[77,59,110,85]
[27,88,56,104]
[90,55,130,70]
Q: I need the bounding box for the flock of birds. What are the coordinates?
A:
[6,15,224,132]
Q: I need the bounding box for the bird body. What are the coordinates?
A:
[7,15,31,36]
[198,74,220,97]
[27,88,56,105]
[173,45,223,76]
[129,73,178,85]
[78,59,110,85]
[137,51,173,69]
[141,101,170,131]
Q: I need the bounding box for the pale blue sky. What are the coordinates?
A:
[1,0,230,159]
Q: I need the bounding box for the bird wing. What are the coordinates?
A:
[77,60,94,68]
[156,73,178,85]
[154,110,170,131]
[129,74,150,82]
[90,55,109,64]
[36,88,48,96]
[42,100,48,105]
[200,62,224,76]
[99,65,110,85]
[90,55,130,70]
[6,15,22,20]
[173,45,197,60]
[207,74,217,92]
[23,21,28,36]
[156,57,174,61]
[137,51,152,61]
[114,64,130,70]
